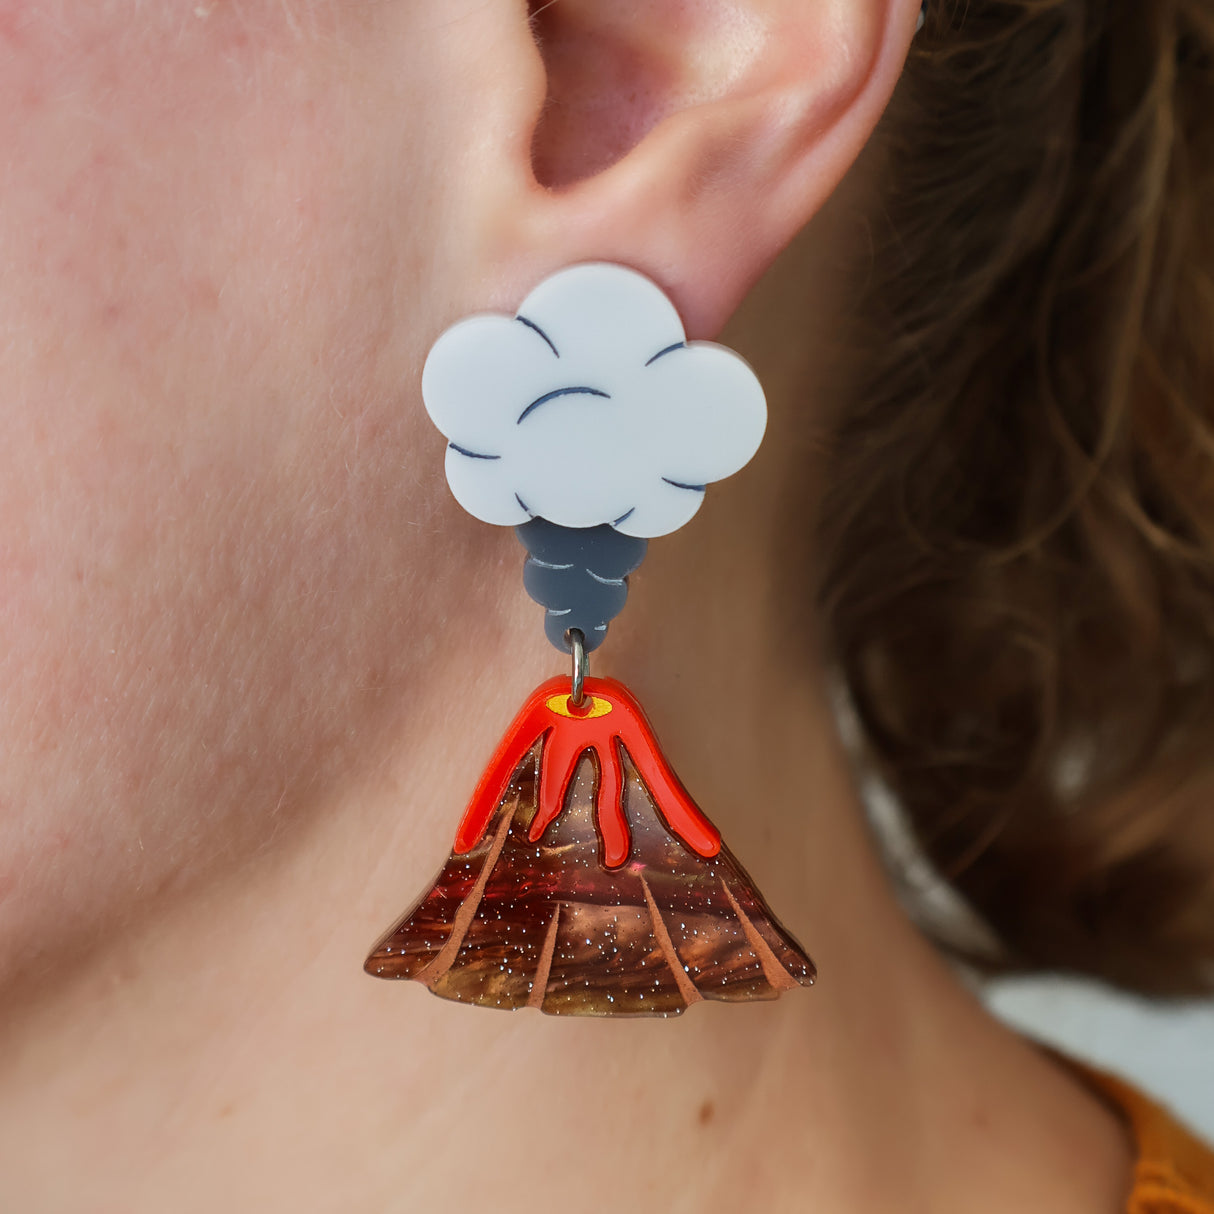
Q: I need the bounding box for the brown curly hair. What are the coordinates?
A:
[821,0,1214,993]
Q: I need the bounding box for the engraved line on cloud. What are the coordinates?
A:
[421,263,767,538]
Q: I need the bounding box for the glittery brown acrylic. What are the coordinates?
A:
[365,678,815,1016]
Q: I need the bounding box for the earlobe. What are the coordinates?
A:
[516,0,919,336]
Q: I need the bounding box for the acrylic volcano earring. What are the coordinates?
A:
[365,264,815,1016]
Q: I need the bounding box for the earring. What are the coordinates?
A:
[365,264,815,1017]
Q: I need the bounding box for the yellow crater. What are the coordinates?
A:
[546,694,613,719]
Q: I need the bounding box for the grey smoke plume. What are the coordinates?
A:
[516,520,648,653]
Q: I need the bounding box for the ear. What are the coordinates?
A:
[480,0,919,337]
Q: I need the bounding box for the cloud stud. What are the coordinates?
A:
[421,263,767,539]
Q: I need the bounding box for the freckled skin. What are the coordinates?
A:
[0,0,543,989]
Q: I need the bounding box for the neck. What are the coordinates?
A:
[0,257,1130,1212]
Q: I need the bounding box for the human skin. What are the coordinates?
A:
[0,2,1131,1210]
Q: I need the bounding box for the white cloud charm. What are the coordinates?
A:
[420,263,767,539]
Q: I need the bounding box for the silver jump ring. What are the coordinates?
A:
[568,628,588,708]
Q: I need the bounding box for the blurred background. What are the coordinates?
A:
[984,975,1214,1137]
[857,724,1214,1139]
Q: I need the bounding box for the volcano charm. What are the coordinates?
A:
[365,678,815,1016]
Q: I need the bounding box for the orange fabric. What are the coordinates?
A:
[1070,1063,1214,1213]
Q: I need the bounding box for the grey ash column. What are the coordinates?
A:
[516,519,648,652]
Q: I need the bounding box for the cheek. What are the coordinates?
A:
[0,3,507,985]
[0,4,447,386]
